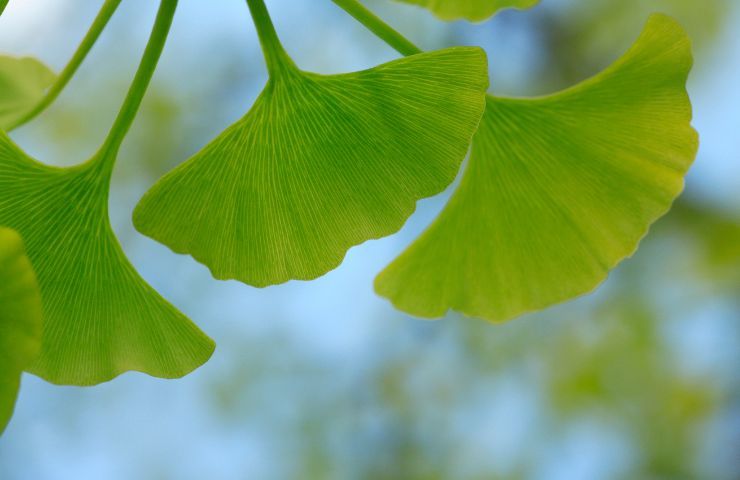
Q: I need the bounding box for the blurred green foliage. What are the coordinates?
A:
[525,0,732,93]
[201,194,739,479]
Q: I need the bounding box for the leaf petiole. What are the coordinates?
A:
[331,0,422,57]
[245,0,296,76]
[5,0,123,131]
[96,0,177,170]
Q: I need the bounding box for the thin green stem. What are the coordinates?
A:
[97,0,177,166]
[245,0,296,76]
[0,0,10,16]
[6,0,123,131]
[331,0,422,57]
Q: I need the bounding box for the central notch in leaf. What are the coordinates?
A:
[133,0,488,287]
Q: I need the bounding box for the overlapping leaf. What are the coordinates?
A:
[0,135,215,386]
[393,0,539,22]
[0,55,55,130]
[134,47,488,287]
[376,14,698,322]
[0,228,42,434]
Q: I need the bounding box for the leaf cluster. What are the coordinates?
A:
[0,0,698,434]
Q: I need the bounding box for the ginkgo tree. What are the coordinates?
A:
[0,0,697,434]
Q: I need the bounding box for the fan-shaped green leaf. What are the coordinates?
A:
[0,55,55,130]
[0,134,215,385]
[375,14,698,322]
[393,0,539,22]
[0,228,42,434]
[133,47,488,287]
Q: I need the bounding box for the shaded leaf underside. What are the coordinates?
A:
[0,228,42,434]
[394,0,540,22]
[134,47,489,287]
[0,55,55,130]
[376,14,698,322]
[0,138,215,385]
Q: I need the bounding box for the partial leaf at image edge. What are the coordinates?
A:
[0,228,42,434]
[393,0,540,22]
[0,55,55,130]
[134,47,489,287]
[375,14,699,322]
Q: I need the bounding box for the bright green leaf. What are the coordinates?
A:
[375,14,698,322]
[0,135,215,386]
[133,47,488,287]
[0,55,55,130]
[0,228,42,434]
[393,0,539,22]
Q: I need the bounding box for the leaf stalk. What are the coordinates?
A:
[331,0,422,57]
[245,0,297,76]
[95,0,177,172]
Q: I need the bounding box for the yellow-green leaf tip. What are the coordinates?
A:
[375,14,699,322]
[394,0,540,23]
[0,228,42,434]
[0,55,55,130]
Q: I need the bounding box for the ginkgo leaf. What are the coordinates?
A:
[375,14,698,322]
[0,55,55,130]
[393,0,539,22]
[0,228,42,434]
[0,134,215,385]
[133,47,488,287]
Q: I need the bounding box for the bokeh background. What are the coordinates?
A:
[1,0,738,478]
